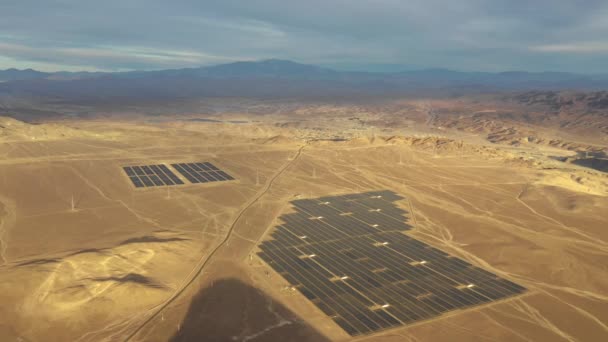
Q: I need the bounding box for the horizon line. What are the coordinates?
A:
[0,58,605,76]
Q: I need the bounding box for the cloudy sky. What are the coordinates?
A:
[1,0,608,73]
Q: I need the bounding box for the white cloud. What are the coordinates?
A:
[530,42,608,53]
[0,42,241,71]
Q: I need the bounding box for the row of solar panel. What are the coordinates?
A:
[261,244,523,333]
[262,232,524,302]
[261,206,410,250]
[260,234,524,332]
[262,231,524,303]
[295,195,410,224]
[124,164,184,188]
[257,191,526,336]
[171,162,234,184]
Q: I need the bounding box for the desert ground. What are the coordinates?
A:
[0,97,607,342]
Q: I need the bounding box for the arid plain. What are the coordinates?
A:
[0,97,607,342]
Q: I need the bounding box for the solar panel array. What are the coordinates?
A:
[123,164,184,188]
[258,190,525,336]
[171,162,234,184]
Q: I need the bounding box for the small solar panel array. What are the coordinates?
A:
[171,162,234,184]
[123,164,184,188]
[258,190,526,336]
[123,162,233,188]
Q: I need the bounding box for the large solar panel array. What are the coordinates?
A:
[123,164,184,188]
[171,162,234,184]
[258,190,525,336]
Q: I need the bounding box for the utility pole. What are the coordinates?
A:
[460,140,464,157]
[70,195,75,212]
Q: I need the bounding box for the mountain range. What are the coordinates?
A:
[1,59,608,101]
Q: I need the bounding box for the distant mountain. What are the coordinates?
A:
[198,59,339,79]
[0,68,50,82]
[0,68,107,82]
[104,59,344,81]
[2,59,607,85]
[47,71,108,81]
[1,59,607,101]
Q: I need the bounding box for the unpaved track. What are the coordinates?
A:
[122,145,305,342]
[0,195,17,266]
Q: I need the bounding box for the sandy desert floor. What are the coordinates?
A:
[0,112,607,342]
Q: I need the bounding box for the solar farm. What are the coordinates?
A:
[258,191,526,336]
[123,162,234,188]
